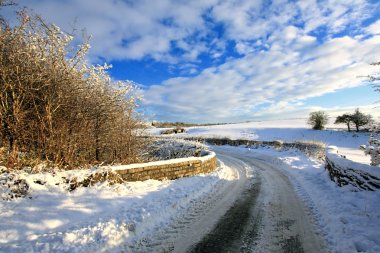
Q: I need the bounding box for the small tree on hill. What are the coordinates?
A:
[308,111,328,130]
[334,114,353,132]
[351,109,373,132]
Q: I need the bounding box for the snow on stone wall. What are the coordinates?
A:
[325,147,380,191]
[114,151,217,181]
[69,151,217,190]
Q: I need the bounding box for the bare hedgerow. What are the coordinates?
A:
[142,138,207,161]
[0,7,145,169]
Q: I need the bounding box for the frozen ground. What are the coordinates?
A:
[150,118,371,164]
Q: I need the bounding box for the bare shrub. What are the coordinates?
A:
[0,8,145,169]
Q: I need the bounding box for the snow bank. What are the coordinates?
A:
[0,159,234,252]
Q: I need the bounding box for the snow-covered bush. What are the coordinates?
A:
[143,138,207,161]
[363,124,380,166]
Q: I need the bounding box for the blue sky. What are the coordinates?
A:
[5,0,380,123]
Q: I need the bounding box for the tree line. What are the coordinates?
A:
[0,4,145,169]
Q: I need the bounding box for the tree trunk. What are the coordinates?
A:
[347,122,351,132]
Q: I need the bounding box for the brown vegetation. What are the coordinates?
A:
[160,127,186,134]
[0,6,145,169]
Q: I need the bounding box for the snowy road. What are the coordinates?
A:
[195,147,327,252]
[152,146,328,252]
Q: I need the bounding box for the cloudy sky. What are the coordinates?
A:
[5,0,380,123]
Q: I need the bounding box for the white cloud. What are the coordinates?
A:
[11,0,218,62]
[5,0,380,122]
[296,0,372,34]
[9,0,377,63]
[144,35,380,122]
[366,20,380,35]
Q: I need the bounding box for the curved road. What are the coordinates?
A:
[144,146,327,253]
[189,147,327,252]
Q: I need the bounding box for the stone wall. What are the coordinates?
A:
[69,151,217,190]
[325,149,380,191]
[114,151,217,181]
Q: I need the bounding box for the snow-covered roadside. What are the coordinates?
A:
[216,145,380,253]
[0,162,235,252]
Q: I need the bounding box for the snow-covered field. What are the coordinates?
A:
[150,118,371,164]
[1,118,378,252]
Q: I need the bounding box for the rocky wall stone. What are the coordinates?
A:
[70,152,217,189]
[325,154,380,191]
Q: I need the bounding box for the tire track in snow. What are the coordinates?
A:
[132,154,252,253]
